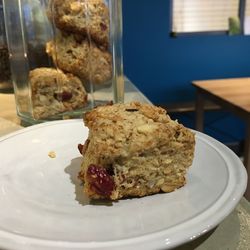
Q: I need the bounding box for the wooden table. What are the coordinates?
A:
[192,78,250,200]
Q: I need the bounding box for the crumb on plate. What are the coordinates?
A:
[48,151,56,158]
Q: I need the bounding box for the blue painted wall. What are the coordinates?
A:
[122,0,250,104]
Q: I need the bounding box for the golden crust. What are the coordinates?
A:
[83,102,189,158]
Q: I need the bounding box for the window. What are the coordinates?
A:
[244,0,250,34]
[245,0,250,17]
[172,0,247,35]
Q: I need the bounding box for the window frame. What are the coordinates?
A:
[170,0,247,36]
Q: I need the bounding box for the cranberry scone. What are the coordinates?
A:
[78,102,195,200]
[30,67,88,119]
[46,32,112,84]
[50,0,110,48]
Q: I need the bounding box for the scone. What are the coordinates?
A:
[30,67,88,119]
[50,0,110,47]
[78,102,195,200]
[46,32,112,84]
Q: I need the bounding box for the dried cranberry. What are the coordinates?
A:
[84,95,88,103]
[54,91,72,101]
[125,108,138,112]
[78,144,83,154]
[78,139,89,155]
[86,164,115,197]
[100,22,107,31]
[62,91,73,101]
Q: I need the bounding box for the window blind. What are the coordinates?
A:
[245,0,250,17]
[172,0,239,33]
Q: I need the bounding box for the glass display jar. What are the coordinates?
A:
[0,0,12,91]
[3,0,124,123]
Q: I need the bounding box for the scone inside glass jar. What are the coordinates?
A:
[3,0,123,123]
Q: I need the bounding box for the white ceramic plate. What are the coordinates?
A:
[0,120,247,250]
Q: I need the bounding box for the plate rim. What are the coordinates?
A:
[0,119,247,250]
